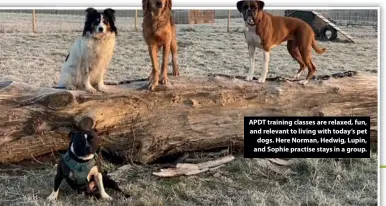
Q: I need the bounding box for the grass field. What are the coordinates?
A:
[0,154,378,205]
[0,12,378,206]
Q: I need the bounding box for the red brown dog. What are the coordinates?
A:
[142,0,179,90]
[236,0,326,85]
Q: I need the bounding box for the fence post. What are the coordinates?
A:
[135,9,138,32]
[32,9,37,33]
[227,10,230,32]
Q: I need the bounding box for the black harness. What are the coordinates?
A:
[62,150,97,186]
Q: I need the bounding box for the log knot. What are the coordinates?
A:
[43,91,74,109]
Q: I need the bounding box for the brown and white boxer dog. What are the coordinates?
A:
[236,0,326,85]
[46,130,130,201]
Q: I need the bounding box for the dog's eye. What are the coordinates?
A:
[243,5,248,9]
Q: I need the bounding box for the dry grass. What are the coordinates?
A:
[0,12,378,206]
[0,153,377,206]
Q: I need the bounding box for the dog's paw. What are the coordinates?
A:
[66,85,77,90]
[148,81,158,90]
[148,75,159,90]
[46,191,58,201]
[85,86,97,94]
[46,195,57,201]
[101,193,113,201]
[293,73,301,79]
[97,84,109,93]
[245,75,254,81]
[172,70,179,76]
[298,80,309,85]
[257,77,266,83]
[160,75,169,85]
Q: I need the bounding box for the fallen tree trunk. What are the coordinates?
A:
[0,73,378,165]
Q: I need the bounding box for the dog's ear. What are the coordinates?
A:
[83,8,96,36]
[85,7,97,16]
[256,0,265,11]
[166,0,172,10]
[103,8,118,35]
[104,8,116,21]
[142,0,148,11]
[236,0,244,13]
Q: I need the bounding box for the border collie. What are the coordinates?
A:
[57,8,117,93]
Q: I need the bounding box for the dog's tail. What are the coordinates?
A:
[312,38,327,54]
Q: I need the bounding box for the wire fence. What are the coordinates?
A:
[0,9,377,34]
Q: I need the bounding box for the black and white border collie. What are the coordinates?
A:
[57,8,117,93]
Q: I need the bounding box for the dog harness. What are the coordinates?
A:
[62,150,97,186]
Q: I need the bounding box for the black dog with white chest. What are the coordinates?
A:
[46,130,130,201]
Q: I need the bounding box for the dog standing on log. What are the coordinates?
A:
[57,8,117,93]
[142,0,179,90]
[46,130,130,201]
[236,0,326,85]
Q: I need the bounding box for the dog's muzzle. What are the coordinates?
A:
[245,10,255,26]
[84,145,92,154]
[156,0,163,8]
[98,27,104,33]
[247,9,253,16]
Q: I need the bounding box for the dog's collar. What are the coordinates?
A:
[252,18,262,26]
[62,150,98,186]
[66,149,95,163]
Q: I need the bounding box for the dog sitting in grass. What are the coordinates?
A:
[46,130,130,201]
[56,8,117,93]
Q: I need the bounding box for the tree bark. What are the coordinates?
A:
[0,73,378,165]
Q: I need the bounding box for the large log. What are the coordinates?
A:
[0,73,378,165]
